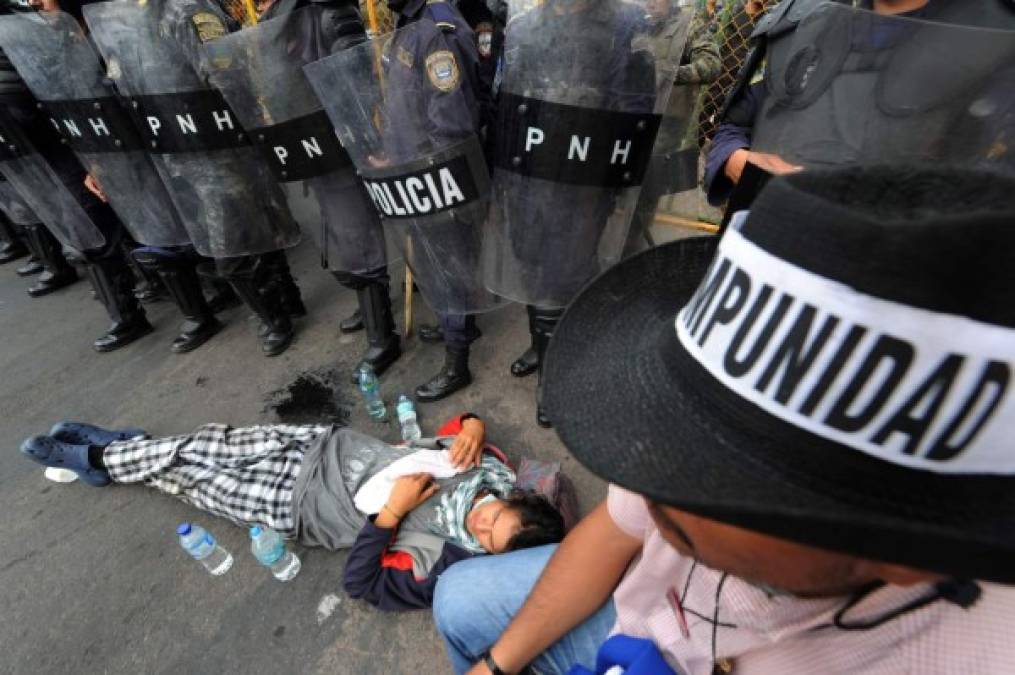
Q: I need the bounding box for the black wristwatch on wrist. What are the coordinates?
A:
[481,650,508,675]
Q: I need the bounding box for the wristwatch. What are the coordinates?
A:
[482,650,508,675]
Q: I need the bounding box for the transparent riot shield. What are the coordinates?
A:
[750,3,1015,175]
[83,0,301,259]
[0,108,104,252]
[0,10,191,248]
[480,0,681,309]
[201,6,387,274]
[303,22,499,314]
[0,178,39,226]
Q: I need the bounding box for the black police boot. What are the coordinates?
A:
[223,270,293,356]
[86,258,154,352]
[204,277,242,314]
[510,305,540,378]
[532,306,565,428]
[340,308,363,333]
[349,282,401,383]
[418,323,445,343]
[125,248,166,304]
[262,250,306,318]
[16,256,43,276]
[26,224,78,297]
[0,216,28,264]
[415,345,472,403]
[136,251,221,354]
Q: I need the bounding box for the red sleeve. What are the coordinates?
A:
[436,413,476,436]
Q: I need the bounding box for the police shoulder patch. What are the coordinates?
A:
[191,11,227,43]
[397,45,414,68]
[425,50,460,92]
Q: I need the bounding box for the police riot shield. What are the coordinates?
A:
[83,0,301,259]
[481,0,681,309]
[750,3,1015,176]
[303,22,499,315]
[0,10,190,248]
[0,178,39,226]
[201,6,387,274]
[0,108,105,251]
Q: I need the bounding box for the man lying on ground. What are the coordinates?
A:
[19,413,565,610]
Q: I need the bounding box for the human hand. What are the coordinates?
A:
[84,174,108,203]
[450,418,484,469]
[465,662,493,675]
[724,149,802,184]
[29,0,60,11]
[386,473,439,518]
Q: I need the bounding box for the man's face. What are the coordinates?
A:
[467,499,523,554]
[645,500,880,598]
[645,0,671,21]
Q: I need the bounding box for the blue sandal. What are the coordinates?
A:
[20,435,111,487]
[48,422,147,446]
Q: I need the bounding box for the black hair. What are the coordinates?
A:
[502,489,566,552]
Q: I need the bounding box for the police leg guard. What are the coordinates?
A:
[415,344,472,403]
[15,224,44,276]
[215,260,293,357]
[261,250,306,318]
[510,304,540,378]
[0,214,28,264]
[532,306,565,428]
[25,224,78,298]
[124,243,166,304]
[86,256,154,353]
[330,271,364,333]
[135,249,222,354]
[350,281,401,383]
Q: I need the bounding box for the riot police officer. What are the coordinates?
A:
[386,0,490,403]
[704,0,1015,211]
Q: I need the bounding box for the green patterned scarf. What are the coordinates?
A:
[430,455,516,553]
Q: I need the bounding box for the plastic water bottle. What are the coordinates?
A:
[357,364,388,420]
[250,526,301,581]
[177,522,234,576]
[396,395,422,442]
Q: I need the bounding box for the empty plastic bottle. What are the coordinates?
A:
[250,525,301,581]
[177,522,234,576]
[396,395,422,442]
[357,364,388,420]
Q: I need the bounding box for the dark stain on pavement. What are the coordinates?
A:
[264,367,351,426]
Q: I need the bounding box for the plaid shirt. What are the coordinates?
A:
[104,423,327,535]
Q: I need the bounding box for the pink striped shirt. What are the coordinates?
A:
[606,485,1015,674]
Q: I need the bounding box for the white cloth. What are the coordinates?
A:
[353,448,463,514]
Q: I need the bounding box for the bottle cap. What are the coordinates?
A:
[250,526,263,538]
[176,523,192,536]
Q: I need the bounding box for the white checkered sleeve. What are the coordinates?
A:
[103,423,327,536]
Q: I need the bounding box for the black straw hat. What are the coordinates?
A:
[544,165,1015,583]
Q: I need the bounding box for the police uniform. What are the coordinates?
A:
[625,3,720,258]
[704,0,1015,208]
[494,0,655,426]
[0,0,155,352]
[384,0,490,403]
[259,0,405,380]
[149,0,310,357]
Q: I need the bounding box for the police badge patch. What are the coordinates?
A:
[425,50,460,92]
[191,11,227,43]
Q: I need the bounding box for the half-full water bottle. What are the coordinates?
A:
[396,395,422,442]
[357,364,387,420]
[250,526,301,581]
[177,522,234,576]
